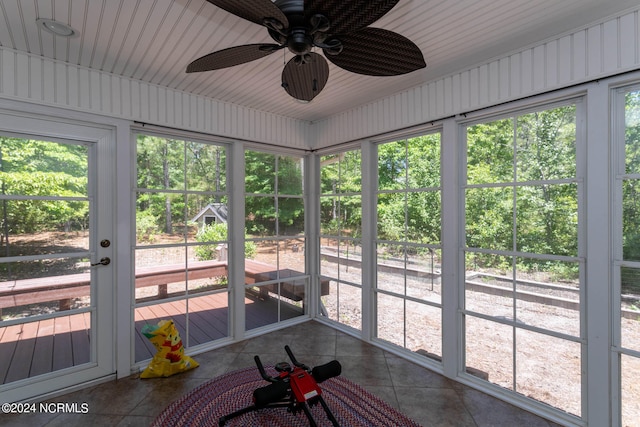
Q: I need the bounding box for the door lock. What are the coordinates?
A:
[91,257,111,266]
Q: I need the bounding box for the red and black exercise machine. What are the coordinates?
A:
[218,345,342,426]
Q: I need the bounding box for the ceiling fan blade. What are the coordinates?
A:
[324,28,426,76]
[281,53,329,102]
[304,0,399,35]
[206,0,288,29]
[186,44,282,73]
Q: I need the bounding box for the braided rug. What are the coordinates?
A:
[152,366,421,427]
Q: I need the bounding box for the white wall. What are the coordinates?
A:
[312,7,640,148]
[1,8,638,151]
[0,48,310,149]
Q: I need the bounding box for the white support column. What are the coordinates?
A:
[584,81,612,426]
[306,154,320,318]
[361,141,376,341]
[115,122,134,378]
[440,117,462,379]
[230,142,246,339]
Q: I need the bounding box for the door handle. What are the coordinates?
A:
[91,257,111,267]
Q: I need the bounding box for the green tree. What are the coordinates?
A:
[376,135,441,244]
[244,151,305,236]
[465,105,578,271]
[0,137,89,237]
[194,222,256,260]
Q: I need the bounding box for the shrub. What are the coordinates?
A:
[194,222,257,261]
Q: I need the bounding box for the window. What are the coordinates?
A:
[375,133,442,359]
[614,87,640,426]
[244,150,306,330]
[319,150,362,330]
[134,134,228,361]
[463,103,583,416]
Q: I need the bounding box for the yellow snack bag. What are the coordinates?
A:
[140,319,199,378]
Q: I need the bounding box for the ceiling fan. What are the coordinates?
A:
[186,0,426,102]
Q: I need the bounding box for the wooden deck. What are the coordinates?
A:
[1,291,304,384]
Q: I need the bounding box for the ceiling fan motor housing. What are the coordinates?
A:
[272,0,315,56]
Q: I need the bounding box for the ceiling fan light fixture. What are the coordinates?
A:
[36,18,76,37]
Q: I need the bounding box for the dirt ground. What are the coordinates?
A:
[3,232,639,422]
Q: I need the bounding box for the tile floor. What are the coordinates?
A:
[2,321,561,426]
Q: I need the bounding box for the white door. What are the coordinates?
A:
[0,111,115,403]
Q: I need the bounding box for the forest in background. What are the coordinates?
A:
[0,96,638,293]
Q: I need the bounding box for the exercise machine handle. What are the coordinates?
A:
[285,344,310,370]
[254,355,278,383]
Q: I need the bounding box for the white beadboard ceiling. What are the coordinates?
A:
[0,0,637,122]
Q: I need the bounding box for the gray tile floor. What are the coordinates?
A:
[2,321,560,426]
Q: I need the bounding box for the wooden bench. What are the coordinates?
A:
[0,259,329,311]
[244,259,329,301]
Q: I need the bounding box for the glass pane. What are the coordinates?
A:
[465,186,513,251]
[321,280,361,330]
[278,281,305,321]
[338,150,361,193]
[245,282,305,330]
[0,259,91,320]
[515,258,580,336]
[251,241,277,269]
[515,105,576,181]
[406,301,441,360]
[377,192,405,242]
[245,195,276,237]
[135,247,188,302]
[0,200,89,257]
[136,192,186,245]
[621,267,640,351]
[136,135,185,191]
[320,155,340,194]
[278,197,304,235]
[245,151,275,194]
[338,240,362,287]
[339,196,361,237]
[135,300,187,362]
[621,354,640,426]
[185,142,226,192]
[378,140,407,191]
[277,156,303,196]
[377,245,406,295]
[623,180,640,261]
[0,311,91,382]
[407,191,441,244]
[515,329,581,416]
[465,252,514,318]
[516,184,578,257]
[320,240,338,277]
[466,118,514,184]
[625,90,640,175]
[278,238,306,272]
[377,293,404,347]
[466,316,513,387]
[320,196,338,235]
[0,138,88,196]
[406,248,441,304]
[187,293,229,345]
[408,134,441,189]
[377,242,406,268]
[188,195,228,245]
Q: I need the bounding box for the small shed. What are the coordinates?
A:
[191,203,228,230]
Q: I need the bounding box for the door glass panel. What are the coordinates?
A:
[0,136,93,384]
